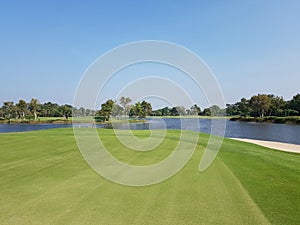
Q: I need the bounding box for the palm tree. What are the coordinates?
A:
[119,97,132,119]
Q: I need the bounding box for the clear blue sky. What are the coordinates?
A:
[0,0,299,109]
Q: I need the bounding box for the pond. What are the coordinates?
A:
[110,118,300,145]
[0,118,299,145]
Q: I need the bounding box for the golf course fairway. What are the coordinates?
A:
[0,128,299,225]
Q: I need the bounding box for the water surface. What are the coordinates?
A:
[1,118,299,145]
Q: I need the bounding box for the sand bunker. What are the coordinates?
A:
[231,138,300,154]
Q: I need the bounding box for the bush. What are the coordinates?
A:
[94,116,105,122]
[25,115,35,120]
[273,117,286,123]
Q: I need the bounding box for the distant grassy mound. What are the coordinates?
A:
[0,129,299,225]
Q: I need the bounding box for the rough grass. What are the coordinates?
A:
[0,128,299,225]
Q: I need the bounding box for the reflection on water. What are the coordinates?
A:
[0,118,299,145]
[0,123,73,132]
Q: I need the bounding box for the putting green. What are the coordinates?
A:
[0,129,299,224]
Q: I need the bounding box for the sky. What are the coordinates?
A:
[0,0,299,109]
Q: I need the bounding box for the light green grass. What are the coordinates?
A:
[0,129,299,224]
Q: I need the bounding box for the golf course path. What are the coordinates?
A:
[230,138,300,153]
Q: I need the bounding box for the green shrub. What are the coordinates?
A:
[273,117,286,123]
[94,116,105,122]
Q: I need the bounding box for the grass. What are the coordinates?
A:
[0,128,299,224]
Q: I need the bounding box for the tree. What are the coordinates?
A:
[169,106,186,116]
[16,100,28,119]
[288,94,300,116]
[119,97,132,119]
[29,98,40,120]
[40,102,60,117]
[226,103,239,116]
[0,107,4,118]
[151,110,162,116]
[237,98,251,117]
[127,101,152,118]
[60,104,73,119]
[202,108,211,116]
[140,100,152,117]
[129,102,143,118]
[269,95,286,116]
[111,104,124,117]
[160,107,170,116]
[177,106,187,115]
[170,107,179,116]
[250,94,271,118]
[2,102,15,121]
[85,109,92,116]
[190,104,201,115]
[97,99,115,121]
[78,107,85,117]
[209,105,223,116]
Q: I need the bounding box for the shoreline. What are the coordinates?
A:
[147,116,231,119]
[0,118,146,125]
[230,116,300,125]
[230,138,300,154]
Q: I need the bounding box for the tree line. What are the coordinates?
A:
[226,93,300,118]
[1,93,299,122]
[0,98,96,121]
[96,97,225,121]
[96,97,153,121]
